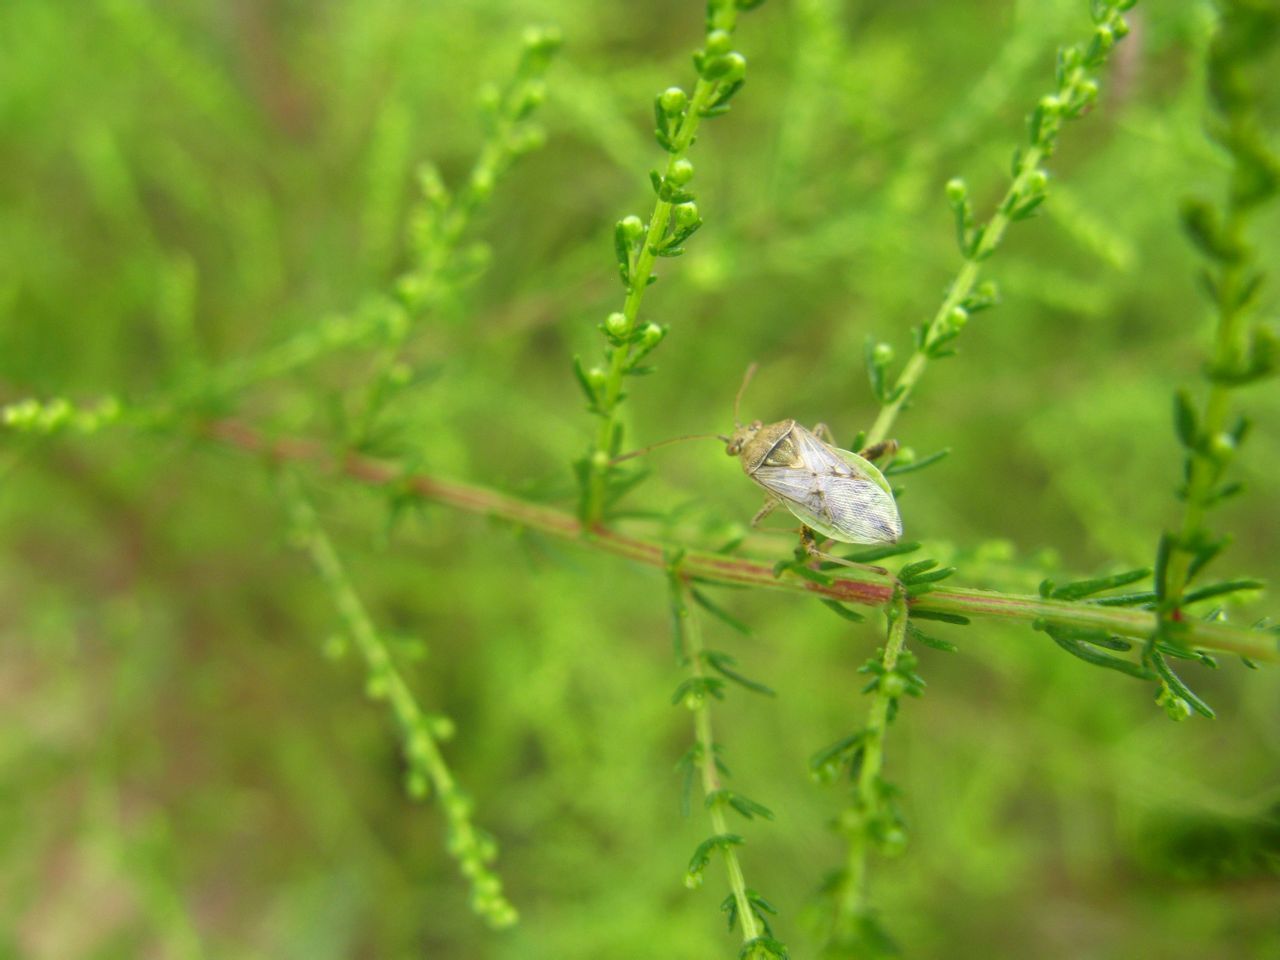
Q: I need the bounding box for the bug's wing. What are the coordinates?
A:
[753,432,902,544]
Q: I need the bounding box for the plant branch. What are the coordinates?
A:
[1158,0,1280,614]
[580,0,760,525]
[281,473,517,927]
[864,1,1136,447]
[207,419,1278,663]
[833,589,912,945]
[670,574,764,947]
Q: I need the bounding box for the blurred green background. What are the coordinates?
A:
[1,0,1277,957]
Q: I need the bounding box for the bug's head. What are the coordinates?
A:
[725,420,762,457]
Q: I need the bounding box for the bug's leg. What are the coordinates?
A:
[857,438,900,463]
[798,527,890,577]
[810,422,838,445]
[751,497,781,527]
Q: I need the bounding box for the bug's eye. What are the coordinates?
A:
[750,420,762,429]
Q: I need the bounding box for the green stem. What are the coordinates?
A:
[584,5,742,524]
[838,590,909,929]
[866,146,1044,447]
[210,419,1279,663]
[282,473,517,927]
[677,578,762,943]
[1162,209,1246,607]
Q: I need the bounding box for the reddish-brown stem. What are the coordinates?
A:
[205,419,1278,663]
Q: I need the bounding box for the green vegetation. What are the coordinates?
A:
[1,1,1276,958]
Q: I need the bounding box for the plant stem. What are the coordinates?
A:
[838,590,910,929]
[282,473,517,927]
[865,145,1043,448]
[584,2,743,524]
[676,577,762,943]
[867,1,1139,446]
[208,419,1279,663]
[1161,207,1247,607]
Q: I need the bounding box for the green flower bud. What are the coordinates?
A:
[705,30,732,56]
[837,806,867,834]
[641,323,665,347]
[810,761,839,784]
[490,904,519,928]
[945,178,968,205]
[709,51,747,83]
[872,342,895,366]
[428,714,456,740]
[880,673,907,699]
[619,215,645,241]
[668,158,695,185]
[658,86,688,116]
[1160,691,1192,722]
[469,166,495,199]
[365,672,390,700]
[417,163,447,205]
[519,81,546,112]
[947,306,970,331]
[477,83,501,115]
[879,826,908,857]
[447,791,475,821]
[587,367,608,390]
[522,25,562,55]
[510,125,546,156]
[1209,431,1236,460]
[673,201,700,229]
[474,834,499,863]
[1025,168,1049,194]
[605,312,628,337]
[406,731,432,763]
[590,449,609,469]
[405,769,431,799]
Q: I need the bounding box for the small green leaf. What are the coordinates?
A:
[840,541,921,564]
[1040,624,1153,679]
[819,599,866,623]
[1174,390,1200,449]
[897,558,938,581]
[691,589,752,635]
[901,565,956,587]
[909,608,971,625]
[884,448,950,476]
[1182,578,1264,605]
[1050,567,1152,600]
[906,621,957,652]
[1150,652,1215,719]
[704,650,775,697]
[571,355,598,410]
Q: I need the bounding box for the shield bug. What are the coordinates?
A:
[723,364,901,547]
[726,419,901,545]
[613,364,902,551]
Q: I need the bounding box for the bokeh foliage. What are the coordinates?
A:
[1,1,1277,958]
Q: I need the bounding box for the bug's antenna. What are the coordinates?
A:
[733,362,758,425]
[609,433,729,465]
